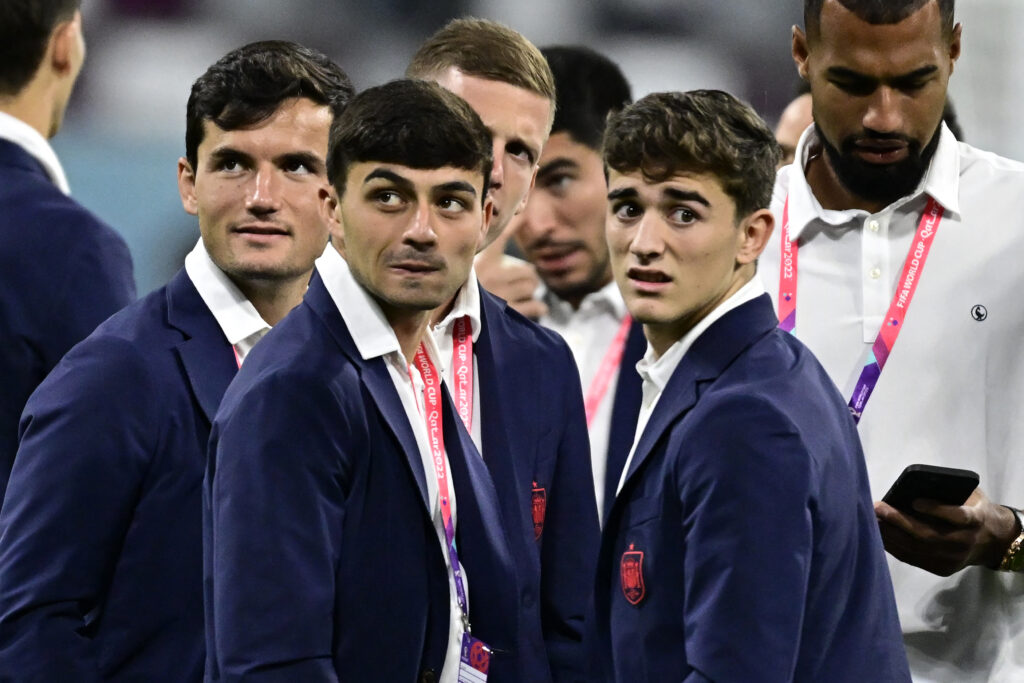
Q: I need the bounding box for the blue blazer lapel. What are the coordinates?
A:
[305,273,430,510]
[167,270,238,424]
[603,319,647,518]
[617,295,779,494]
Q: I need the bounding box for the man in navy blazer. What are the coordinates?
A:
[0,42,352,681]
[206,80,521,682]
[0,0,135,494]
[409,22,600,681]
[591,90,911,682]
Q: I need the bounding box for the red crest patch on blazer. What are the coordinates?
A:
[621,543,646,605]
[531,481,546,540]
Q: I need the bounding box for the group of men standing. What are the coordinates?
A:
[0,0,1022,682]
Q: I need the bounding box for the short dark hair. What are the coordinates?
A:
[407,18,555,104]
[805,0,955,39]
[541,46,631,151]
[327,79,493,199]
[185,40,354,170]
[0,0,80,96]
[604,90,780,220]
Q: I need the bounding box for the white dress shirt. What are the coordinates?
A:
[617,277,765,496]
[431,268,483,451]
[539,280,627,523]
[0,111,70,195]
[183,239,270,365]
[317,245,466,683]
[760,124,1024,683]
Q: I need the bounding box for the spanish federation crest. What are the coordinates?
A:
[531,481,547,540]
[620,543,646,605]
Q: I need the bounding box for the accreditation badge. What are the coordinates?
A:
[457,632,491,683]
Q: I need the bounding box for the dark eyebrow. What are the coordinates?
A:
[537,157,578,177]
[664,187,710,207]
[825,65,938,86]
[363,168,414,193]
[607,187,638,201]
[434,180,477,196]
[207,146,253,168]
[278,151,325,174]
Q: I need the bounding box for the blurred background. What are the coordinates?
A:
[58,0,1024,295]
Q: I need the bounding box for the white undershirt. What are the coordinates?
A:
[183,238,270,365]
[617,277,766,496]
[539,279,627,525]
[317,244,465,683]
[0,111,69,195]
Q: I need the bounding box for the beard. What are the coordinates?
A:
[817,122,941,207]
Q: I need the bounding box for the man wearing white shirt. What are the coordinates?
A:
[759,1,1024,679]
[410,22,599,682]
[511,45,644,525]
[0,0,135,495]
[592,89,908,682]
[0,42,352,682]
[206,79,523,683]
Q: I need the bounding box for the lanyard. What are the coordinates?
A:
[584,314,633,427]
[232,346,242,369]
[450,316,474,432]
[412,344,472,631]
[777,196,944,422]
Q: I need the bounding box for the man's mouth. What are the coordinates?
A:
[233,223,290,236]
[852,139,910,164]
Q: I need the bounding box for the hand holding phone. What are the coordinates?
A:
[882,464,979,513]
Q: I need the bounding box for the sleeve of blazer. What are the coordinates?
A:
[0,337,157,682]
[207,366,356,682]
[541,341,600,682]
[675,392,813,683]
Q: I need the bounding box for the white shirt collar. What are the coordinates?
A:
[785,122,961,242]
[184,238,271,346]
[0,111,70,194]
[543,278,628,323]
[635,276,766,392]
[433,267,482,342]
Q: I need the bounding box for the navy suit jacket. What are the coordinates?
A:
[0,269,233,682]
[592,295,910,682]
[475,286,599,682]
[205,274,521,683]
[602,320,645,522]
[0,139,135,495]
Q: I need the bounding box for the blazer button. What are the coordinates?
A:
[420,669,437,683]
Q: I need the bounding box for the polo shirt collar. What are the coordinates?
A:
[184,238,270,346]
[433,267,482,342]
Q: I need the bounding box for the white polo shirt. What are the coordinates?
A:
[539,280,628,524]
[183,239,270,365]
[760,124,1024,683]
[317,245,466,683]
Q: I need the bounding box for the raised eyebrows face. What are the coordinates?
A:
[793,0,960,205]
[510,131,612,308]
[606,168,768,353]
[432,67,552,247]
[329,162,491,318]
[177,97,332,290]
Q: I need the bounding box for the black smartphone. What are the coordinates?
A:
[882,464,979,512]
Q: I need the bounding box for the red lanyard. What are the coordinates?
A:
[584,314,633,427]
[450,316,473,432]
[777,195,944,421]
[411,344,472,627]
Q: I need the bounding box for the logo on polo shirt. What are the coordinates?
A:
[971,305,988,322]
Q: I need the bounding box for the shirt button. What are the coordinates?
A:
[868,220,880,232]
[870,267,881,279]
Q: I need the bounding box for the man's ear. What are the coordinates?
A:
[949,22,963,68]
[177,157,199,216]
[50,11,83,77]
[480,196,495,246]
[736,208,774,266]
[792,24,810,81]
[321,186,345,252]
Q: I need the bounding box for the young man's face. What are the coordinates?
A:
[177,97,332,288]
[606,168,764,345]
[329,162,491,317]
[511,132,612,307]
[793,0,960,203]
[433,68,552,247]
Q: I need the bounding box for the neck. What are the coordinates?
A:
[232,273,310,327]
[0,83,55,139]
[388,310,432,361]
[563,270,614,311]
[430,290,459,328]
[805,145,886,214]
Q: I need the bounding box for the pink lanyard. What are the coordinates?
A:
[450,316,473,432]
[411,344,472,630]
[778,196,944,422]
[584,314,633,427]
